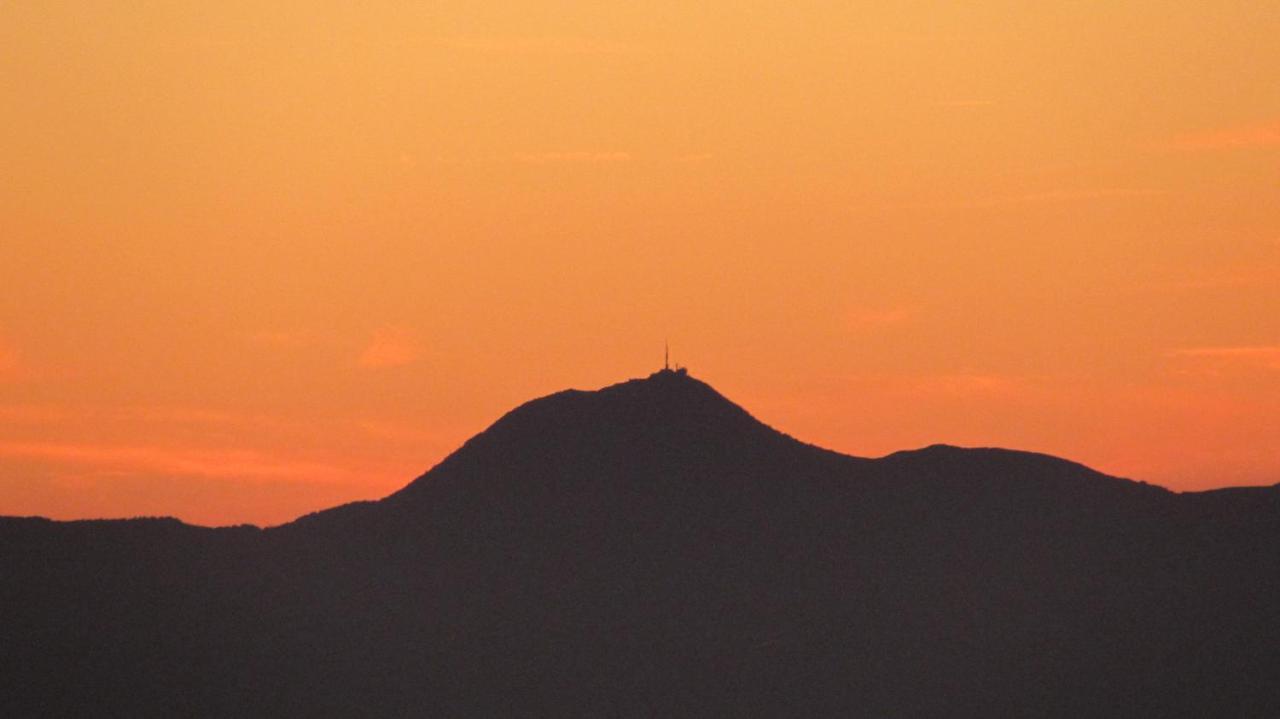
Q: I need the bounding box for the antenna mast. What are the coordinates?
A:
[664,341,670,371]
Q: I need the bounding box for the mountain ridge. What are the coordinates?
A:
[4,370,1196,530]
[265,370,1171,545]
[3,371,1278,716]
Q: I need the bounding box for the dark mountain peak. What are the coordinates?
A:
[361,370,1179,520]
[512,367,738,418]
[384,370,847,508]
[450,369,795,457]
[296,371,1169,536]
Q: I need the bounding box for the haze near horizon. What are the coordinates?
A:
[2,2,1278,525]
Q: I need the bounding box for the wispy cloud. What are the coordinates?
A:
[1162,119,1280,152]
[671,152,714,164]
[0,343,18,381]
[442,35,639,56]
[934,99,997,108]
[247,329,319,349]
[902,188,1165,211]
[1135,266,1280,292]
[0,341,50,383]
[0,404,75,423]
[833,371,1029,399]
[355,419,453,448]
[847,306,914,331]
[0,399,445,525]
[513,151,632,165]
[1011,188,1165,203]
[0,441,354,483]
[358,326,422,369]
[908,372,1024,398]
[1169,346,1280,371]
[0,403,295,433]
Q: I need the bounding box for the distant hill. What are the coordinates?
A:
[3,370,1278,716]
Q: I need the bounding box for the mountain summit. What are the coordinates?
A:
[3,372,1279,716]
[387,369,848,505]
[355,370,1157,532]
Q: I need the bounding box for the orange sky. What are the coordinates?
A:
[3,2,1278,526]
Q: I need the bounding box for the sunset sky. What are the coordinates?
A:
[3,2,1278,526]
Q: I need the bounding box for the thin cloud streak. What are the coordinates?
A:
[1171,346,1280,358]
[355,419,455,448]
[442,35,640,56]
[0,441,355,483]
[0,405,76,423]
[934,99,997,108]
[513,151,633,165]
[1163,119,1280,152]
[0,342,25,382]
[358,326,422,369]
[671,152,714,163]
[1170,346,1280,370]
[833,371,1030,399]
[906,372,1025,398]
[247,329,321,350]
[899,188,1166,211]
[0,403,295,432]
[1132,265,1280,293]
[847,306,914,331]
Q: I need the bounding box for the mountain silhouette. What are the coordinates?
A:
[3,370,1278,717]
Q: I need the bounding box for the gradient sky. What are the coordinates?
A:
[3,2,1278,526]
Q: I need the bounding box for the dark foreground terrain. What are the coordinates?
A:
[3,371,1278,716]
